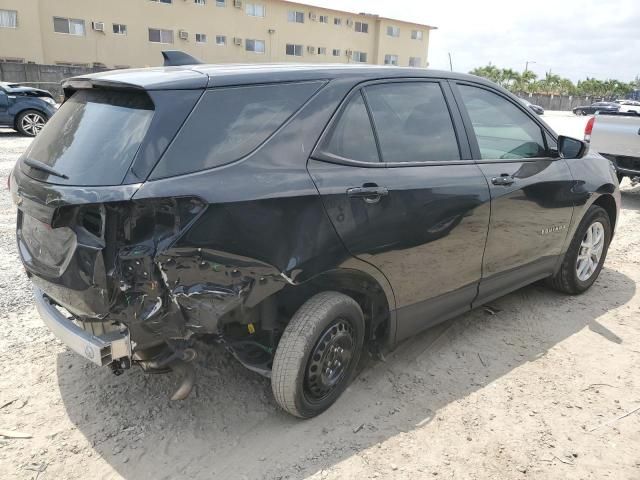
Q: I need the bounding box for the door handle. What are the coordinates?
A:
[347,185,389,204]
[491,174,515,186]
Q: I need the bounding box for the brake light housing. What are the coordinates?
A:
[584,116,595,142]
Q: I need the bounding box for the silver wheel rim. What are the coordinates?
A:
[576,221,605,281]
[21,113,46,136]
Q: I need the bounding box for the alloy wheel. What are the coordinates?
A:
[576,221,605,281]
[20,113,46,136]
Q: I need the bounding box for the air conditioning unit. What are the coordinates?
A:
[92,21,105,32]
[233,37,243,46]
[307,46,316,54]
[346,19,354,26]
[309,13,317,21]
[233,0,242,7]
[179,30,189,40]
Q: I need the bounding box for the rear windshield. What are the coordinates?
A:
[150,81,323,179]
[23,89,154,185]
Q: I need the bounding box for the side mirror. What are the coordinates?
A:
[558,135,587,159]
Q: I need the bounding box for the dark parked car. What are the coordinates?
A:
[0,82,57,136]
[519,97,545,115]
[10,61,620,418]
[573,102,619,116]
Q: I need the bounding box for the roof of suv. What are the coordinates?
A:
[64,63,490,91]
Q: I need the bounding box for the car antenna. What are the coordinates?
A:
[161,51,203,67]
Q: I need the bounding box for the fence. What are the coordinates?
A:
[517,93,600,111]
[0,62,105,99]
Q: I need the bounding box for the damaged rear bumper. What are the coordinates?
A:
[34,286,132,367]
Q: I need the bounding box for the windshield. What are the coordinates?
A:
[22,89,154,186]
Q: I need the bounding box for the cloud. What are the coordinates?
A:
[305,0,640,82]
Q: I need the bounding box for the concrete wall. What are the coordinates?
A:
[0,62,104,98]
[520,93,600,111]
[0,0,434,68]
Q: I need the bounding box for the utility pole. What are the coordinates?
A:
[525,60,536,72]
[448,52,453,72]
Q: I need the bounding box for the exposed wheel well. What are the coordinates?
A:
[593,194,617,233]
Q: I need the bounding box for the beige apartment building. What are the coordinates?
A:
[0,0,435,70]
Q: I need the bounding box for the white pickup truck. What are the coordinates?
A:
[585,112,640,183]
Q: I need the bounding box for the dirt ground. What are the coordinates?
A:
[1,113,639,480]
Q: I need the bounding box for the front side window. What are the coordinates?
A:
[112,23,127,35]
[286,44,303,56]
[458,84,547,160]
[152,82,323,178]
[321,92,379,163]
[355,21,368,33]
[387,25,400,37]
[384,54,398,66]
[245,39,265,53]
[53,17,85,35]
[0,9,17,28]
[364,82,460,162]
[148,28,174,43]
[246,3,265,17]
[288,11,304,23]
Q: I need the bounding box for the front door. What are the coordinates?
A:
[308,80,491,342]
[453,82,575,304]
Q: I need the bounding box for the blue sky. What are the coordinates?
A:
[306,0,640,82]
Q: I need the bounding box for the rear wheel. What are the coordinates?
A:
[547,205,611,294]
[16,110,47,137]
[271,291,364,418]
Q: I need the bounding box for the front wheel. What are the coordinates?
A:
[547,205,611,294]
[16,110,47,137]
[271,292,365,418]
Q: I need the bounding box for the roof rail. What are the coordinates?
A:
[161,50,203,67]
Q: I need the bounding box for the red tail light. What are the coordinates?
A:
[584,116,595,142]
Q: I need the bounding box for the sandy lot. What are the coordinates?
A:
[1,114,639,480]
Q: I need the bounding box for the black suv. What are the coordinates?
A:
[11,62,620,418]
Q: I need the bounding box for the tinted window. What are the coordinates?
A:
[24,89,154,185]
[321,92,379,163]
[152,82,322,178]
[364,82,460,162]
[459,85,547,160]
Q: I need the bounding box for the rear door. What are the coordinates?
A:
[308,80,491,342]
[451,82,575,304]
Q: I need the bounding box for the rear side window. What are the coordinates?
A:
[151,81,323,178]
[320,92,379,163]
[364,82,460,162]
[458,85,547,160]
[23,89,154,185]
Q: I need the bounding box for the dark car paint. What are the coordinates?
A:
[0,83,57,128]
[11,65,620,359]
[573,103,619,115]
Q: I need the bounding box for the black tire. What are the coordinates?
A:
[15,109,47,137]
[547,205,611,295]
[271,291,364,418]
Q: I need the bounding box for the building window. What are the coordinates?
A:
[195,0,206,4]
[112,23,127,35]
[53,17,86,36]
[318,47,327,55]
[353,51,367,63]
[196,33,207,43]
[319,15,329,23]
[384,54,399,66]
[148,28,174,43]
[409,57,421,67]
[245,38,265,53]
[355,21,368,33]
[150,0,172,3]
[334,18,342,26]
[286,44,303,56]
[387,25,400,37]
[216,35,226,45]
[332,49,341,57]
[411,30,423,40]
[216,0,226,5]
[0,9,17,29]
[246,3,265,17]
[287,11,304,23]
